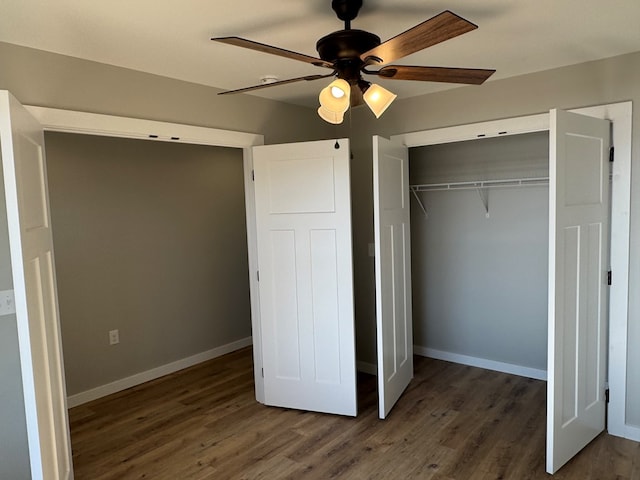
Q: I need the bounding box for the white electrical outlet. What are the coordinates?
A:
[0,289,16,316]
[109,329,119,345]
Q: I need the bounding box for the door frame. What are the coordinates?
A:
[391,101,636,442]
[24,105,268,404]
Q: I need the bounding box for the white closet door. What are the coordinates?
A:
[253,138,357,416]
[373,136,413,419]
[547,109,610,473]
[0,91,73,479]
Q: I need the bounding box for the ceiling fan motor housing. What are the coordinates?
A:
[316,30,380,62]
[316,29,381,82]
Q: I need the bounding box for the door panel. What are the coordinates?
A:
[253,139,356,416]
[547,109,610,474]
[373,136,413,419]
[0,90,73,479]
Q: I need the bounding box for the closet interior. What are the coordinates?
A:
[408,131,550,377]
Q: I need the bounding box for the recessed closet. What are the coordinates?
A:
[408,132,550,378]
[44,132,253,401]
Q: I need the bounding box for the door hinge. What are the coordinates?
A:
[605,388,610,403]
[252,169,255,181]
[608,270,612,286]
[261,368,264,378]
[257,270,260,281]
[609,146,615,162]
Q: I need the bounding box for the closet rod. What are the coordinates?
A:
[410,176,549,193]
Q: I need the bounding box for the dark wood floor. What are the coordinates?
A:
[69,347,640,479]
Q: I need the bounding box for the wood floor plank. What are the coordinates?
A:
[69,348,640,479]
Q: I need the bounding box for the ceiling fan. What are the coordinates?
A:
[212,0,495,124]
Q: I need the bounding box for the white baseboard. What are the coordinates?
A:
[414,345,547,381]
[357,361,377,376]
[67,336,253,408]
[610,423,640,443]
[626,425,640,443]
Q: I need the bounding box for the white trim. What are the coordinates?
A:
[414,346,547,381]
[357,361,377,376]
[392,101,633,441]
[393,113,549,147]
[25,106,263,149]
[617,425,640,443]
[23,105,266,405]
[67,337,252,408]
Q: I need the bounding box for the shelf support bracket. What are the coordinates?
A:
[476,186,490,218]
[410,188,429,219]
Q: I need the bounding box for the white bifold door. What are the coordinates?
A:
[0,90,73,479]
[253,138,357,416]
[547,109,611,473]
[373,136,413,419]
[252,136,415,420]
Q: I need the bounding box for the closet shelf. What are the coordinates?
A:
[409,176,549,219]
[410,176,549,192]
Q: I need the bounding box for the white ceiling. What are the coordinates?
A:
[2,0,640,107]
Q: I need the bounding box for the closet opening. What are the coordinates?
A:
[43,132,254,452]
[391,102,633,449]
[409,131,551,380]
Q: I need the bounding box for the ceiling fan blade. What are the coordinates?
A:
[375,65,495,84]
[218,73,334,95]
[212,36,334,69]
[360,10,478,65]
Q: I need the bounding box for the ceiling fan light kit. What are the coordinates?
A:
[317,105,345,125]
[317,76,397,123]
[362,82,397,118]
[212,0,495,124]
[319,78,351,115]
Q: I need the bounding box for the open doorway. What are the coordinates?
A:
[391,103,634,445]
[409,131,550,379]
[3,99,267,478]
[402,120,610,474]
[389,103,634,473]
[44,132,253,407]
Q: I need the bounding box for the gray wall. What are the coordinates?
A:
[347,49,640,428]
[45,132,252,395]
[409,133,549,370]
[0,150,31,478]
[0,42,336,145]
